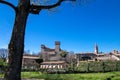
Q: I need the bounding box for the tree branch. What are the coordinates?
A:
[30,0,76,14]
[0,0,17,12]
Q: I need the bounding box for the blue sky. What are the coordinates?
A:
[0,0,120,53]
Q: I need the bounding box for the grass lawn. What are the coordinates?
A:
[1,71,120,80]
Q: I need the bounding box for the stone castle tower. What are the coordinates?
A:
[55,41,60,53]
[41,41,61,61]
[95,43,98,54]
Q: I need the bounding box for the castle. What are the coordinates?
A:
[40,41,67,70]
[41,41,61,61]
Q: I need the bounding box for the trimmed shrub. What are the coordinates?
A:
[116,61,120,71]
[77,61,120,73]
[77,62,89,72]
[89,61,104,72]
[104,61,116,72]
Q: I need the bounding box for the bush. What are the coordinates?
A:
[0,59,7,74]
[77,61,120,73]
[89,61,104,72]
[116,61,120,71]
[104,61,116,72]
[77,62,89,72]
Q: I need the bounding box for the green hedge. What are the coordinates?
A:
[89,61,104,72]
[77,62,89,72]
[77,61,120,73]
[104,61,116,72]
[116,61,120,71]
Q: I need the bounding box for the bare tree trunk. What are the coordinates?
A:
[3,0,30,80]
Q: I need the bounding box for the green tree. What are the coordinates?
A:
[0,59,5,66]
[60,50,68,58]
[0,58,7,73]
[0,0,88,80]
